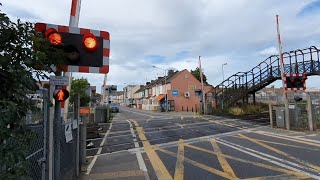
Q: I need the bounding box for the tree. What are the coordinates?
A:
[0,6,64,179]
[190,67,209,85]
[70,78,91,107]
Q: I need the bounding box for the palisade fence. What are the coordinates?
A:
[1,89,83,180]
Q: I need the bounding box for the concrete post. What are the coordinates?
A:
[306,94,314,131]
[269,103,273,128]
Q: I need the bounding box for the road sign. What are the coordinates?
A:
[50,76,69,86]
[80,107,90,114]
[172,90,178,96]
[65,123,73,143]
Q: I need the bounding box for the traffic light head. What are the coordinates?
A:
[53,89,70,102]
[35,23,110,74]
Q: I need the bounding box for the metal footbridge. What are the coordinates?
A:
[213,46,320,108]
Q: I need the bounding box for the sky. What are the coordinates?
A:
[2,0,320,93]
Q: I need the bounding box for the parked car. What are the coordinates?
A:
[110,103,120,113]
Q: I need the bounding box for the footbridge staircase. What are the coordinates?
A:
[213,46,320,108]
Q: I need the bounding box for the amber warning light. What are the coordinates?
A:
[83,33,98,51]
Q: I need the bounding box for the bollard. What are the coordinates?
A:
[182,106,184,111]
[187,106,189,112]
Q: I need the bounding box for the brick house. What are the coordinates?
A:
[136,69,212,112]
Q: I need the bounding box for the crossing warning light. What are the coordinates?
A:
[45,28,62,46]
[53,89,70,102]
[35,23,110,74]
[83,33,98,51]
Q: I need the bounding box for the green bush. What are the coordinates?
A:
[213,102,269,115]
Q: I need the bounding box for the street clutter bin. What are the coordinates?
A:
[288,104,301,128]
[95,105,108,123]
[275,107,285,128]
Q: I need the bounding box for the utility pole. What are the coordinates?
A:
[276,15,290,130]
[102,74,107,104]
[199,56,206,115]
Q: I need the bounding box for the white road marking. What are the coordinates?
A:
[127,120,150,180]
[217,139,320,178]
[175,123,184,128]
[295,134,318,138]
[153,127,264,149]
[219,138,320,174]
[86,123,113,175]
[256,131,320,144]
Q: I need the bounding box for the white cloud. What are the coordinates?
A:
[259,46,278,56]
[3,0,320,92]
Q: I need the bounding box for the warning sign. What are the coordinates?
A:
[65,123,73,143]
[80,107,90,114]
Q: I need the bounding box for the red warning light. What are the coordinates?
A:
[45,28,62,45]
[53,89,70,102]
[83,33,97,51]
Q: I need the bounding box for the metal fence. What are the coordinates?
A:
[25,124,47,180]
[57,123,79,180]
[3,89,83,180]
[311,94,320,128]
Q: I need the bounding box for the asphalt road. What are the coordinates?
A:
[81,107,320,180]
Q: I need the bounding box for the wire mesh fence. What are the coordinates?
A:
[57,123,78,180]
[311,94,320,128]
[1,89,83,180]
[25,124,46,180]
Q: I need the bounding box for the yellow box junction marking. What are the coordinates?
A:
[157,147,235,179]
[132,120,173,180]
[238,134,320,171]
[254,131,320,149]
[88,170,145,179]
[211,139,238,179]
[230,135,318,151]
[174,139,184,180]
[184,144,308,178]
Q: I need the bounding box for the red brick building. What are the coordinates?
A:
[166,69,212,111]
[135,69,212,112]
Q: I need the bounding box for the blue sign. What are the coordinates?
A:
[172,90,178,96]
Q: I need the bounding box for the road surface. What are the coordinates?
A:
[81,107,320,180]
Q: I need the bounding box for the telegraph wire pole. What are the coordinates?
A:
[199,56,206,115]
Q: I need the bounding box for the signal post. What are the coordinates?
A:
[35,22,110,179]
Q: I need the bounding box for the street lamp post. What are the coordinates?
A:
[153,66,168,112]
[222,63,227,110]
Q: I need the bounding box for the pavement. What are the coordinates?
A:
[81,107,320,180]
